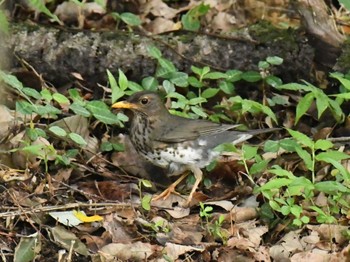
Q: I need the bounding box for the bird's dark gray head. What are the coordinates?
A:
[112,91,168,116]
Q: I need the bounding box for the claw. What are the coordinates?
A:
[152,165,203,207]
[152,173,188,201]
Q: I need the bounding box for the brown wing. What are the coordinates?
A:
[153,115,241,143]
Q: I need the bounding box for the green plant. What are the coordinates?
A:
[27,0,62,25]
[138,179,153,211]
[257,129,350,227]
[276,81,344,123]
[0,69,130,175]
[181,3,210,31]
[199,203,228,243]
[110,12,141,29]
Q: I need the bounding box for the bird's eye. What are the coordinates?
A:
[140,97,149,105]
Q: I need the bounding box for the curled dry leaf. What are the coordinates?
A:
[164,242,204,261]
[99,241,159,261]
[103,213,134,244]
[229,207,258,223]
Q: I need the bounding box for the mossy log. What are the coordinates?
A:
[2,20,346,93]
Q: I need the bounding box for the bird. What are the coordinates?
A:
[112,91,279,206]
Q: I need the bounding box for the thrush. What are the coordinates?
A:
[112,91,278,205]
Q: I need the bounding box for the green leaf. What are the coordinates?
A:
[168,92,187,101]
[142,76,158,91]
[69,102,91,117]
[300,216,310,224]
[162,80,175,94]
[112,142,125,151]
[0,71,37,105]
[276,83,314,92]
[141,195,152,211]
[328,98,344,122]
[287,129,314,148]
[225,70,242,82]
[181,3,209,31]
[191,106,207,118]
[68,89,84,104]
[266,56,283,65]
[16,100,36,115]
[201,88,219,99]
[269,200,281,211]
[279,138,299,152]
[265,76,283,87]
[340,0,350,10]
[14,234,40,262]
[214,143,237,152]
[280,205,291,216]
[295,146,313,171]
[288,176,314,196]
[315,181,350,194]
[188,76,203,88]
[290,205,302,217]
[241,71,261,82]
[49,126,67,137]
[334,92,350,99]
[87,101,124,125]
[128,81,143,92]
[169,72,189,87]
[243,144,258,160]
[108,69,123,103]
[100,142,113,152]
[219,81,234,94]
[120,12,141,26]
[35,104,61,116]
[189,97,206,105]
[268,167,295,178]
[28,0,62,24]
[314,140,333,151]
[22,88,41,100]
[118,69,128,91]
[259,178,292,191]
[203,72,227,80]
[241,99,278,123]
[295,92,314,123]
[264,140,280,152]
[0,71,24,91]
[250,160,268,175]
[330,72,350,90]
[148,46,162,59]
[68,133,87,147]
[52,93,70,105]
[316,151,350,161]
[141,179,153,188]
[40,89,52,102]
[156,58,177,77]
[17,144,45,156]
[206,160,217,172]
[258,61,270,69]
[314,91,329,119]
[329,158,350,180]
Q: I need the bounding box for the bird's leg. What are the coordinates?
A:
[185,165,203,206]
[152,172,189,201]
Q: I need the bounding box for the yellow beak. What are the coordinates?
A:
[111,101,138,109]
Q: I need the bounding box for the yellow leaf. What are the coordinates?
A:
[73,210,103,222]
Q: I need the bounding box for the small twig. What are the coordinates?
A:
[0,202,134,218]
[327,136,350,143]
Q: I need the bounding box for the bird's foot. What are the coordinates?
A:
[152,184,181,201]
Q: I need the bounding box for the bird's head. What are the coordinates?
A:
[112,91,168,117]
